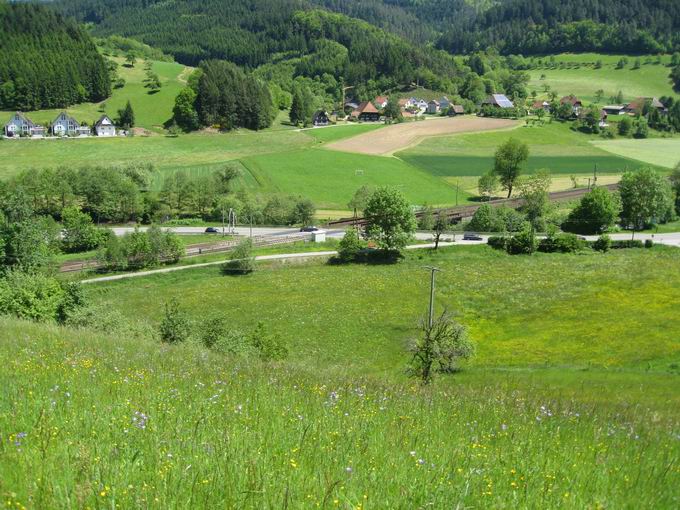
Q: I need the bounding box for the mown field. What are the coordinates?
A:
[2,245,680,508]
[0,57,190,133]
[593,138,680,169]
[527,53,679,104]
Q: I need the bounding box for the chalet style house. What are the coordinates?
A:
[624,97,668,115]
[532,100,550,112]
[482,94,514,108]
[312,110,329,126]
[52,112,90,136]
[373,96,389,109]
[94,115,117,136]
[351,101,380,122]
[3,112,45,137]
[560,95,583,115]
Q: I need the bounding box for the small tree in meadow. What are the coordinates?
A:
[159,298,191,343]
[250,322,288,361]
[493,138,529,197]
[407,311,475,385]
[222,238,255,274]
[363,187,416,253]
[337,227,365,261]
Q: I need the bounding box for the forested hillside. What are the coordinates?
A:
[0,2,110,111]
[437,0,680,55]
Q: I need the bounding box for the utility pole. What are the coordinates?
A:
[424,266,441,328]
[455,179,459,206]
[594,163,598,186]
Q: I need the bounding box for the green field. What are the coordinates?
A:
[87,246,680,372]
[241,148,468,209]
[527,53,679,104]
[592,138,680,169]
[3,246,679,508]
[0,57,190,133]
[398,122,660,189]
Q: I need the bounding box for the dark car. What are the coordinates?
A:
[205,227,220,233]
[463,232,483,241]
[300,226,320,232]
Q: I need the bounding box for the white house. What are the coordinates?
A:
[427,100,440,114]
[52,112,83,136]
[414,99,428,112]
[4,112,45,137]
[94,115,116,137]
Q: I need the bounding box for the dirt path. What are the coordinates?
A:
[325,116,518,156]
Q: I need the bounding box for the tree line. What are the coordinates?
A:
[0,2,110,111]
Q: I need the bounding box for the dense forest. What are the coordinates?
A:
[0,2,110,111]
[437,0,680,55]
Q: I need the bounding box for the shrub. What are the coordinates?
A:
[337,227,365,262]
[644,239,654,248]
[538,233,584,253]
[221,238,255,275]
[487,236,507,250]
[65,304,151,339]
[610,240,644,249]
[197,315,229,348]
[506,227,537,255]
[0,271,66,322]
[159,298,191,343]
[250,322,288,361]
[593,234,611,252]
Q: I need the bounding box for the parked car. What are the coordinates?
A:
[205,227,220,233]
[463,232,483,241]
[300,226,320,232]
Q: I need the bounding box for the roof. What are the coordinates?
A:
[354,101,379,114]
[451,105,464,113]
[374,96,388,104]
[397,98,409,106]
[94,115,115,128]
[626,97,665,111]
[603,105,625,110]
[53,111,79,125]
[560,95,582,106]
[428,100,440,106]
[484,94,514,108]
[7,112,34,127]
[532,100,549,108]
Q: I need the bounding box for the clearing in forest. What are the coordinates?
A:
[326,116,518,156]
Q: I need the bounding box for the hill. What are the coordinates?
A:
[0,2,110,111]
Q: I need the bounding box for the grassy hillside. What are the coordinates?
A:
[527,53,679,104]
[0,57,190,133]
[86,246,680,373]
[592,138,680,169]
[3,314,679,508]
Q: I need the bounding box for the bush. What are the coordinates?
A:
[487,236,507,250]
[250,322,288,361]
[593,234,611,252]
[610,240,644,249]
[337,227,365,262]
[0,271,67,322]
[159,298,191,343]
[65,304,151,339]
[506,228,537,255]
[221,238,255,275]
[538,233,584,253]
[644,239,654,248]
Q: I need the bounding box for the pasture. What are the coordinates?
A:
[527,53,679,104]
[2,245,679,508]
[0,57,190,133]
[592,138,680,169]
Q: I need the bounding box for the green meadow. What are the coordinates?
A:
[2,246,679,508]
[0,57,190,133]
[527,53,679,103]
[592,138,680,169]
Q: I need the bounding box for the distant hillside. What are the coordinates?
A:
[436,0,680,55]
[0,2,110,111]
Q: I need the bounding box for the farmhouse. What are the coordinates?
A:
[482,94,514,108]
[351,101,380,122]
[312,110,330,126]
[52,112,90,136]
[427,100,440,114]
[373,96,389,109]
[531,100,550,112]
[625,97,667,115]
[447,105,465,116]
[414,99,428,112]
[3,112,45,137]
[397,98,410,109]
[560,95,583,114]
[94,115,117,136]
[602,105,626,116]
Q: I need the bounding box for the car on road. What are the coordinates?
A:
[300,226,320,232]
[463,232,483,241]
[205,227,220,233]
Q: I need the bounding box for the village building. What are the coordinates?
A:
[447,105,465,116]
[439,97,451,110]
[413,98,428,112]
[560,95,583,115]
[373,96,389,109]
[531,100,550,112]
[312,110,330,126]
[397,98,410,109]
[427,100,440,114]
[351,101,380,122]
[482,94,514,109]
[602,105,626,116]
[52,111,90,136]
[94,115,117,137]
[624,97,667,115]
[3,112,45,137]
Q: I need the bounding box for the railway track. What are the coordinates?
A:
[327,184,619,227]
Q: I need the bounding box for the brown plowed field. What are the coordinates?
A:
[326,116,518,156]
